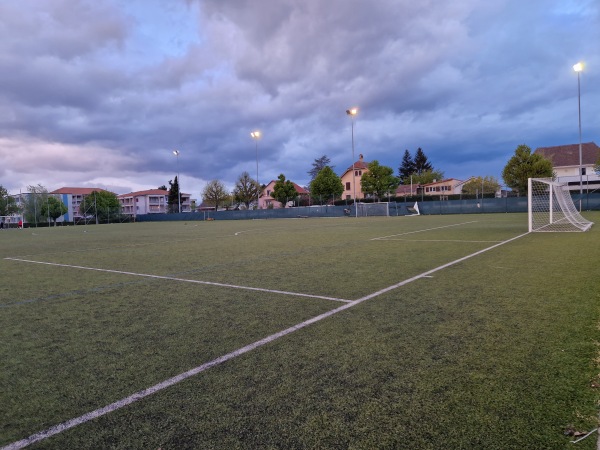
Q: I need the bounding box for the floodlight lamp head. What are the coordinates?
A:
[346,107,358,116]
[251,131,261,139]
[573,62,584,72]
[172,150,180,156]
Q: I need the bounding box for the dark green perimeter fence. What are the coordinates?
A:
[136,193,600,222]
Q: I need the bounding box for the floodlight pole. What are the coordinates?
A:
[173,150,181,213]
[573,62,583,211]
[251,131,261,209]
[346,108,358,218]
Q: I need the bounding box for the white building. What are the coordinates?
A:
[50,187,110,222]
[534,142,600,189]
[118,189,192,216]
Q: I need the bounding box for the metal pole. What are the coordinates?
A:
[351,117,357,218]
[172,150,181,213]
[177,155,181,213]
[255,140,259,209]
[251,131,261,210]
[577,70,583,212]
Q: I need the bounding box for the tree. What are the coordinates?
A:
[158,185,167,191]
[398,149,416,182]
[168,177,180,213]
[233,171,261,208]
[360,160,400,201]
[310,166,343,204]
[41,196,68,225]
[413,148,433,175]
[202,180,229,210]
[502,144,553,196]
[272,174,297,207]
[22,184,48,224]
[409,169,445,186]
[0,185,19,216]
[461,176,501,196]
[595,156,600,176]
[308,155,334,181]
[79,190,120,223]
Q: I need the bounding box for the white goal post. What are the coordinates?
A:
[528,178,593,232]
[0,215,23,228]
[356,202,390,217]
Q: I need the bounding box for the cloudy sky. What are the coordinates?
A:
[0,0,598,198]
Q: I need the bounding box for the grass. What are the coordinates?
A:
[1,213,599,449]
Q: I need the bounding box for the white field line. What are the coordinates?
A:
[2,258,351,304]
[1,231,529,450]
[382,239,503,243]
[370,221,479,241]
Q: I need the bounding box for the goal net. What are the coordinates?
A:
[528,178,593,232]
[0,215,23,228]
[357,202,389,217]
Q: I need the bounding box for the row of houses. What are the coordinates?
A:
[9,142,599,220]
[260,143,600,208]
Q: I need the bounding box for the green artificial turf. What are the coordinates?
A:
[1,213,599,449]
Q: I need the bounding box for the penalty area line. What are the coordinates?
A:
[371,221,479,241]
[1,231,529,450]
[2,258,351,304]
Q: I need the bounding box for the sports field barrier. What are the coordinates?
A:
[134,193,600,222]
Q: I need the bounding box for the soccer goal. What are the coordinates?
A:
[357,202,389,217]
[528,178,593,232]
[0,215,23,229]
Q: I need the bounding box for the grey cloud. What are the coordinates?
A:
[1,0,598,196]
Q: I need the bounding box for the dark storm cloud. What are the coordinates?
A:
[0,0,598,196]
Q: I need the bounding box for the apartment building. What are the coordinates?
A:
[118,189,192,216]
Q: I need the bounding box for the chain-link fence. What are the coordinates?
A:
[136,193,600,222]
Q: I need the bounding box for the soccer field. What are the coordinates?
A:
[1,213,599,449]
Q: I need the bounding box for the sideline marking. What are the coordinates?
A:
[1,232,529,450]
[3,258,351,304]
[371,221,478,240]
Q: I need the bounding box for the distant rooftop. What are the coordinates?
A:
[534,142,600,167]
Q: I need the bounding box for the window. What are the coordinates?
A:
[346,195,351,200]
[582,168,587,175]
[346,182,351,190]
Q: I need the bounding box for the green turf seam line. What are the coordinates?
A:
[370,220,479,240]
[1,231,529,450]
[3,258,351,303]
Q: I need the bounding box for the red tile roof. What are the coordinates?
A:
[51,187,110,195]
[117,189,190,198]
[422,178,463,187]
[534,142,600,167]
[345,153,369,171]
[263,180,308,195]
[396,184,418,195]
[118,189,168,198]
[292,182,308,194]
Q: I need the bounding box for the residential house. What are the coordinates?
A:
[534,142,600,189]
[260,180,308,208]
[396,184,419,197]
[421,178,466,199]
[118,189,192,216]
[50,187,111,222]
[340,154,369,201]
